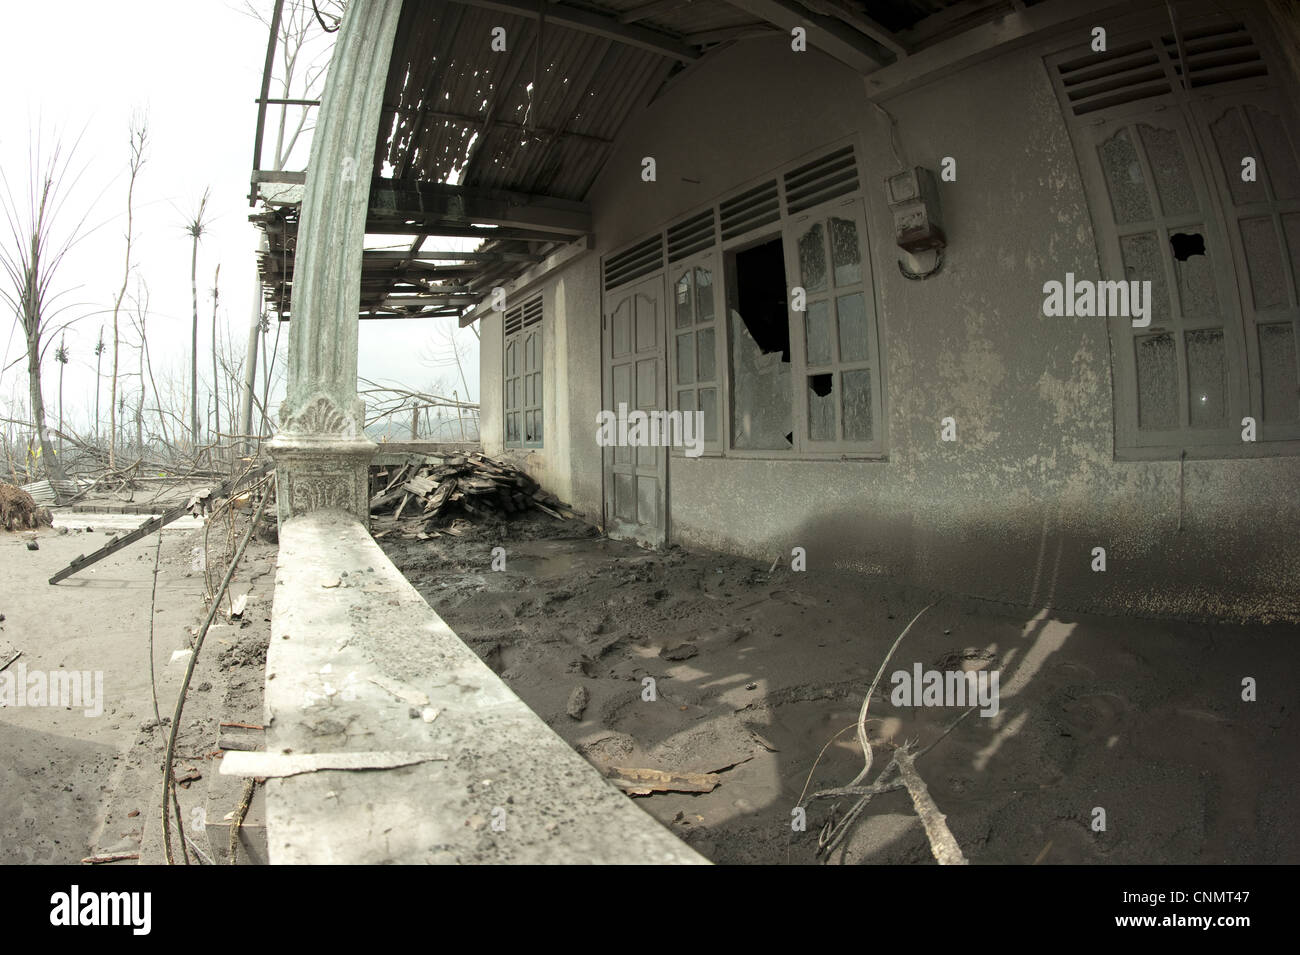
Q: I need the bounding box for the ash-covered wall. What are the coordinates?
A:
[481,16,1300,623]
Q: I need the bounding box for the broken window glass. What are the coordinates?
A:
[1171,228,1217,321]
[807,374,835,441]
[729,237,792,450]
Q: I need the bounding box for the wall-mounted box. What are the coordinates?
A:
[886,167,946,253]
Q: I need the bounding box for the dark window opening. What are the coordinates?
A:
[1170,231,1206,260]
[728,236,793,449]
[735,238,791,360]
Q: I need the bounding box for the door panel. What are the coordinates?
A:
[603,273,667,546]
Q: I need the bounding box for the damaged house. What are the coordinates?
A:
[251,0,1300,865]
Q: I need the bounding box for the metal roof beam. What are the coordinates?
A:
[799,0,907,57]
[371,180,591,235]
[620,0,696,25]
[444,0,701,61]
[718,0,892,72]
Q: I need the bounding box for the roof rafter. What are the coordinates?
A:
[443,0,702,61]
[718,0,894,72]
[370,180,592,236]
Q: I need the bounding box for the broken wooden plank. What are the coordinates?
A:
[606,767,722,795]
[219,750,449,779]
[48,461,273,585]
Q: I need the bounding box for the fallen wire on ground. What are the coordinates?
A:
[791,602,971,865]
[160,475,271,865]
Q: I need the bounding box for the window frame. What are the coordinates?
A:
[1047,11,1300,460]
[666,249,726,457]
[502,294,544,449]
[606,135,888,461]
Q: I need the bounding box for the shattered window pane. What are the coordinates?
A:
[1259,323,1299,423]
[799,223,827,292]
[1138,124,1198,217]
[837,292,869,363]
[675,272,693,328]
[805,300,831,366]
[729,237,792,451]
[831,218,862,286]
[842,369,873,442]
[1100,127,1153,224]
[695,267,714,323]
[807,374,835,441]
[1186,329,1226,428]
[1136,333,1179,429]
[1172,226,1217,321]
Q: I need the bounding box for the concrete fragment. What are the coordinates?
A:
[566,685,589,720]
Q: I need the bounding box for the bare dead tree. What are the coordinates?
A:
[108,115,148,469]
[0,131,96,489]
[55,333,68,453]
[93,325,104,442]
[182,188,210,449]
[210,262,221,456]
[128,276,171,451]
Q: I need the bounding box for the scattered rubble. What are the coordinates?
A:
[369,452,582,538]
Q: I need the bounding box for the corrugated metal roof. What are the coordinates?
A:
[255,0,1023,323]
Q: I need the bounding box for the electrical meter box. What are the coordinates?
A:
[886,167,945,253]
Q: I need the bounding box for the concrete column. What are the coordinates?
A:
[269,0,403,527]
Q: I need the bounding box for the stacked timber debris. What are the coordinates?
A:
[370,452,577,532]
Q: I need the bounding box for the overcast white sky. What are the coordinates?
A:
[0,0,479,439]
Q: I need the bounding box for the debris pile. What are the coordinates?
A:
[0,483,53,531]
[369,452,578,534]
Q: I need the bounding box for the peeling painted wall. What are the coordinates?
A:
[480,28,1300,623]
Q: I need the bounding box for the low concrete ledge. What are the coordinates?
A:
[250,510,705,864]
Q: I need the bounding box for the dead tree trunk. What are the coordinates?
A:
[24,237,66,485]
